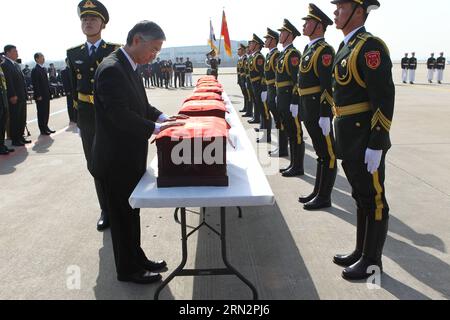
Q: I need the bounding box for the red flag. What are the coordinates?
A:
[220,10,232,57]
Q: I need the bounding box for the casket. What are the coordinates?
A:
[184,92,223,102]
[193,86,224,94]
[179,100,227,119]
[155,116,230,188]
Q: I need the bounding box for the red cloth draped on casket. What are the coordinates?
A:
[179,100,227,119]
[193,86,224,94]
[184,91,223,102]
[155,117,229,187]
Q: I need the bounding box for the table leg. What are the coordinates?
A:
[154,207,188,300]
[220,207,258,300]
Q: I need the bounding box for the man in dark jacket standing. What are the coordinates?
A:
[2,45,30,146]
[31,53,55,135]
[92,21,185,284]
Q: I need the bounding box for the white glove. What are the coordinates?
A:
[275,96,278,105]
[290,104,299,118]
[261,91,267,102]
[318,117,331,136]
[365,148,383,174]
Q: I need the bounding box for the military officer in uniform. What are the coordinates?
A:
[276,19,305,176]
[408,52,417,84]
[427,53,436,83]
[206,50,221,79]
[67,0,120,231]
[331,0,395,280]
[247,34,265,131]
[295,4,337,210]
[1,64,14,155]
[400,53,409,84]
[436,52,446,84]
[260,28,280,145]
[243,44,254,118]
[237,44,251,114]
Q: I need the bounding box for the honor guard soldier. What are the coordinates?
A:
[247,34,266,131]
[243,43,254,118]
[401,53,409,84]
[436,52,446,84]
[206,50,221,79]
[427,53,436,83]
[295,4,337,210]
[408,52,417,84]
[276,19,305,176]
[237,44,251,114]
[67,0,120,231]
[260,28,280,145]
[331,0,395,280]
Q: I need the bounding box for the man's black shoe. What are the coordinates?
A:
[117,271,162,284]
[0,146,9,155]
[141,260,167,272]
[40,131,51,136]
[12,141,25,147]
[97,211,110,231]
[47,129,56,134]
[21,139,32,144]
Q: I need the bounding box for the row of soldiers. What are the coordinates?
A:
[236,0,394,281]
[401,52,446,84]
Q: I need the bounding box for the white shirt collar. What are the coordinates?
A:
[308,37,323,48]
[344,26,364,45]
[5,56,16,64]
[86,39,103,50]
[282,43,293,52]
[38,63,45,68]
[120,47,138,71]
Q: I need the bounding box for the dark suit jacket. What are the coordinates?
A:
[61,67,72,96]
[31,65,50,101]
[91,49,162,187]
[1,58,27,102]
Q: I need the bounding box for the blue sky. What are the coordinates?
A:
[1,0,449,62]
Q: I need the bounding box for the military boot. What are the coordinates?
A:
[303,163,337,210]
[333,208,366,267]
[342,216,389,280]
[282,142,305,177]
[299,159,323,203]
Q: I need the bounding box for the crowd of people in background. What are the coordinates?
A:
[138,56,194,89]
[401,52,446,84]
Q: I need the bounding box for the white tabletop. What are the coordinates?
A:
[129,92,275,209]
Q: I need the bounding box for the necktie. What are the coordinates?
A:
[90,45,96,56]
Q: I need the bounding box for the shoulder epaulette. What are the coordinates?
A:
[67,44,84,52]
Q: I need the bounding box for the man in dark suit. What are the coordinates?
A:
[2,45,31,146]
[31,53,55,135]
[92,21,185,284]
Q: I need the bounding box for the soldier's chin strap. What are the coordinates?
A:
[310,20,320,37]
[342,5,359,31]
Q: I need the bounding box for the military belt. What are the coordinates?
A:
[265,79,276,86]
[250,76,262,83]
[78,93,94,105]
[333,102,371,117]
[298,86,321,96]
[276,81,294,88]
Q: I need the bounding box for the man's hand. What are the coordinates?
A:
[318,117,331,136]
[364,148,383,174]
[166,114,189,122]
[261,91,267,102]
[290,104,299,118]
[9,96,18,105]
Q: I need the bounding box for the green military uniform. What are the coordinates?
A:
[248,34,266,128]
[295,4,337,210]
[276,19,304,176]
[237,44,251,113]
[67,0,120,231]
[0,65,10,153]
[330,0,394,280]
[244,43,254,118]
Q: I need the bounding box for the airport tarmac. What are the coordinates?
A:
[0,65,449,300]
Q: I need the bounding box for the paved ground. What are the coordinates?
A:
[0,65,449,300]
